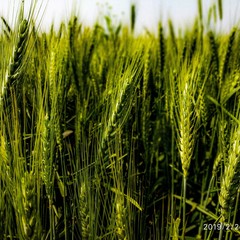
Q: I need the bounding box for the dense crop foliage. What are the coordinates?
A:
[0,1,240,239]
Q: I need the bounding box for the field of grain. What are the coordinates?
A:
[0,0,240,239]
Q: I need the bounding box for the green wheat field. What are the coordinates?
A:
[0,0,240,239]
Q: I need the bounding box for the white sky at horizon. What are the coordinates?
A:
[0,0,239,34]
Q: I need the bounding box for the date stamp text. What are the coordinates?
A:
[203,223,240,231]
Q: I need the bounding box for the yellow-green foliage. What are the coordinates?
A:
[0,1,240,240]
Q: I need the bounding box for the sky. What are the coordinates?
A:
[0,0,239,34]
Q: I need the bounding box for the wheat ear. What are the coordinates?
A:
[115,195,127,240]
[178,80,196,177]
[1,16,12,39]
[220,28,236,87]
[100,53,142,164]
[41,113,53,198]
[20,171,38,240]
[158,22,165,74]
[218,0,223,20]
[141,48,150,153]
[219,122,240,222]
[208,31,219,77]
[176,67,198,237]
[79,182,90,239]
[0,19,28,111]
[168,20,178,55]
